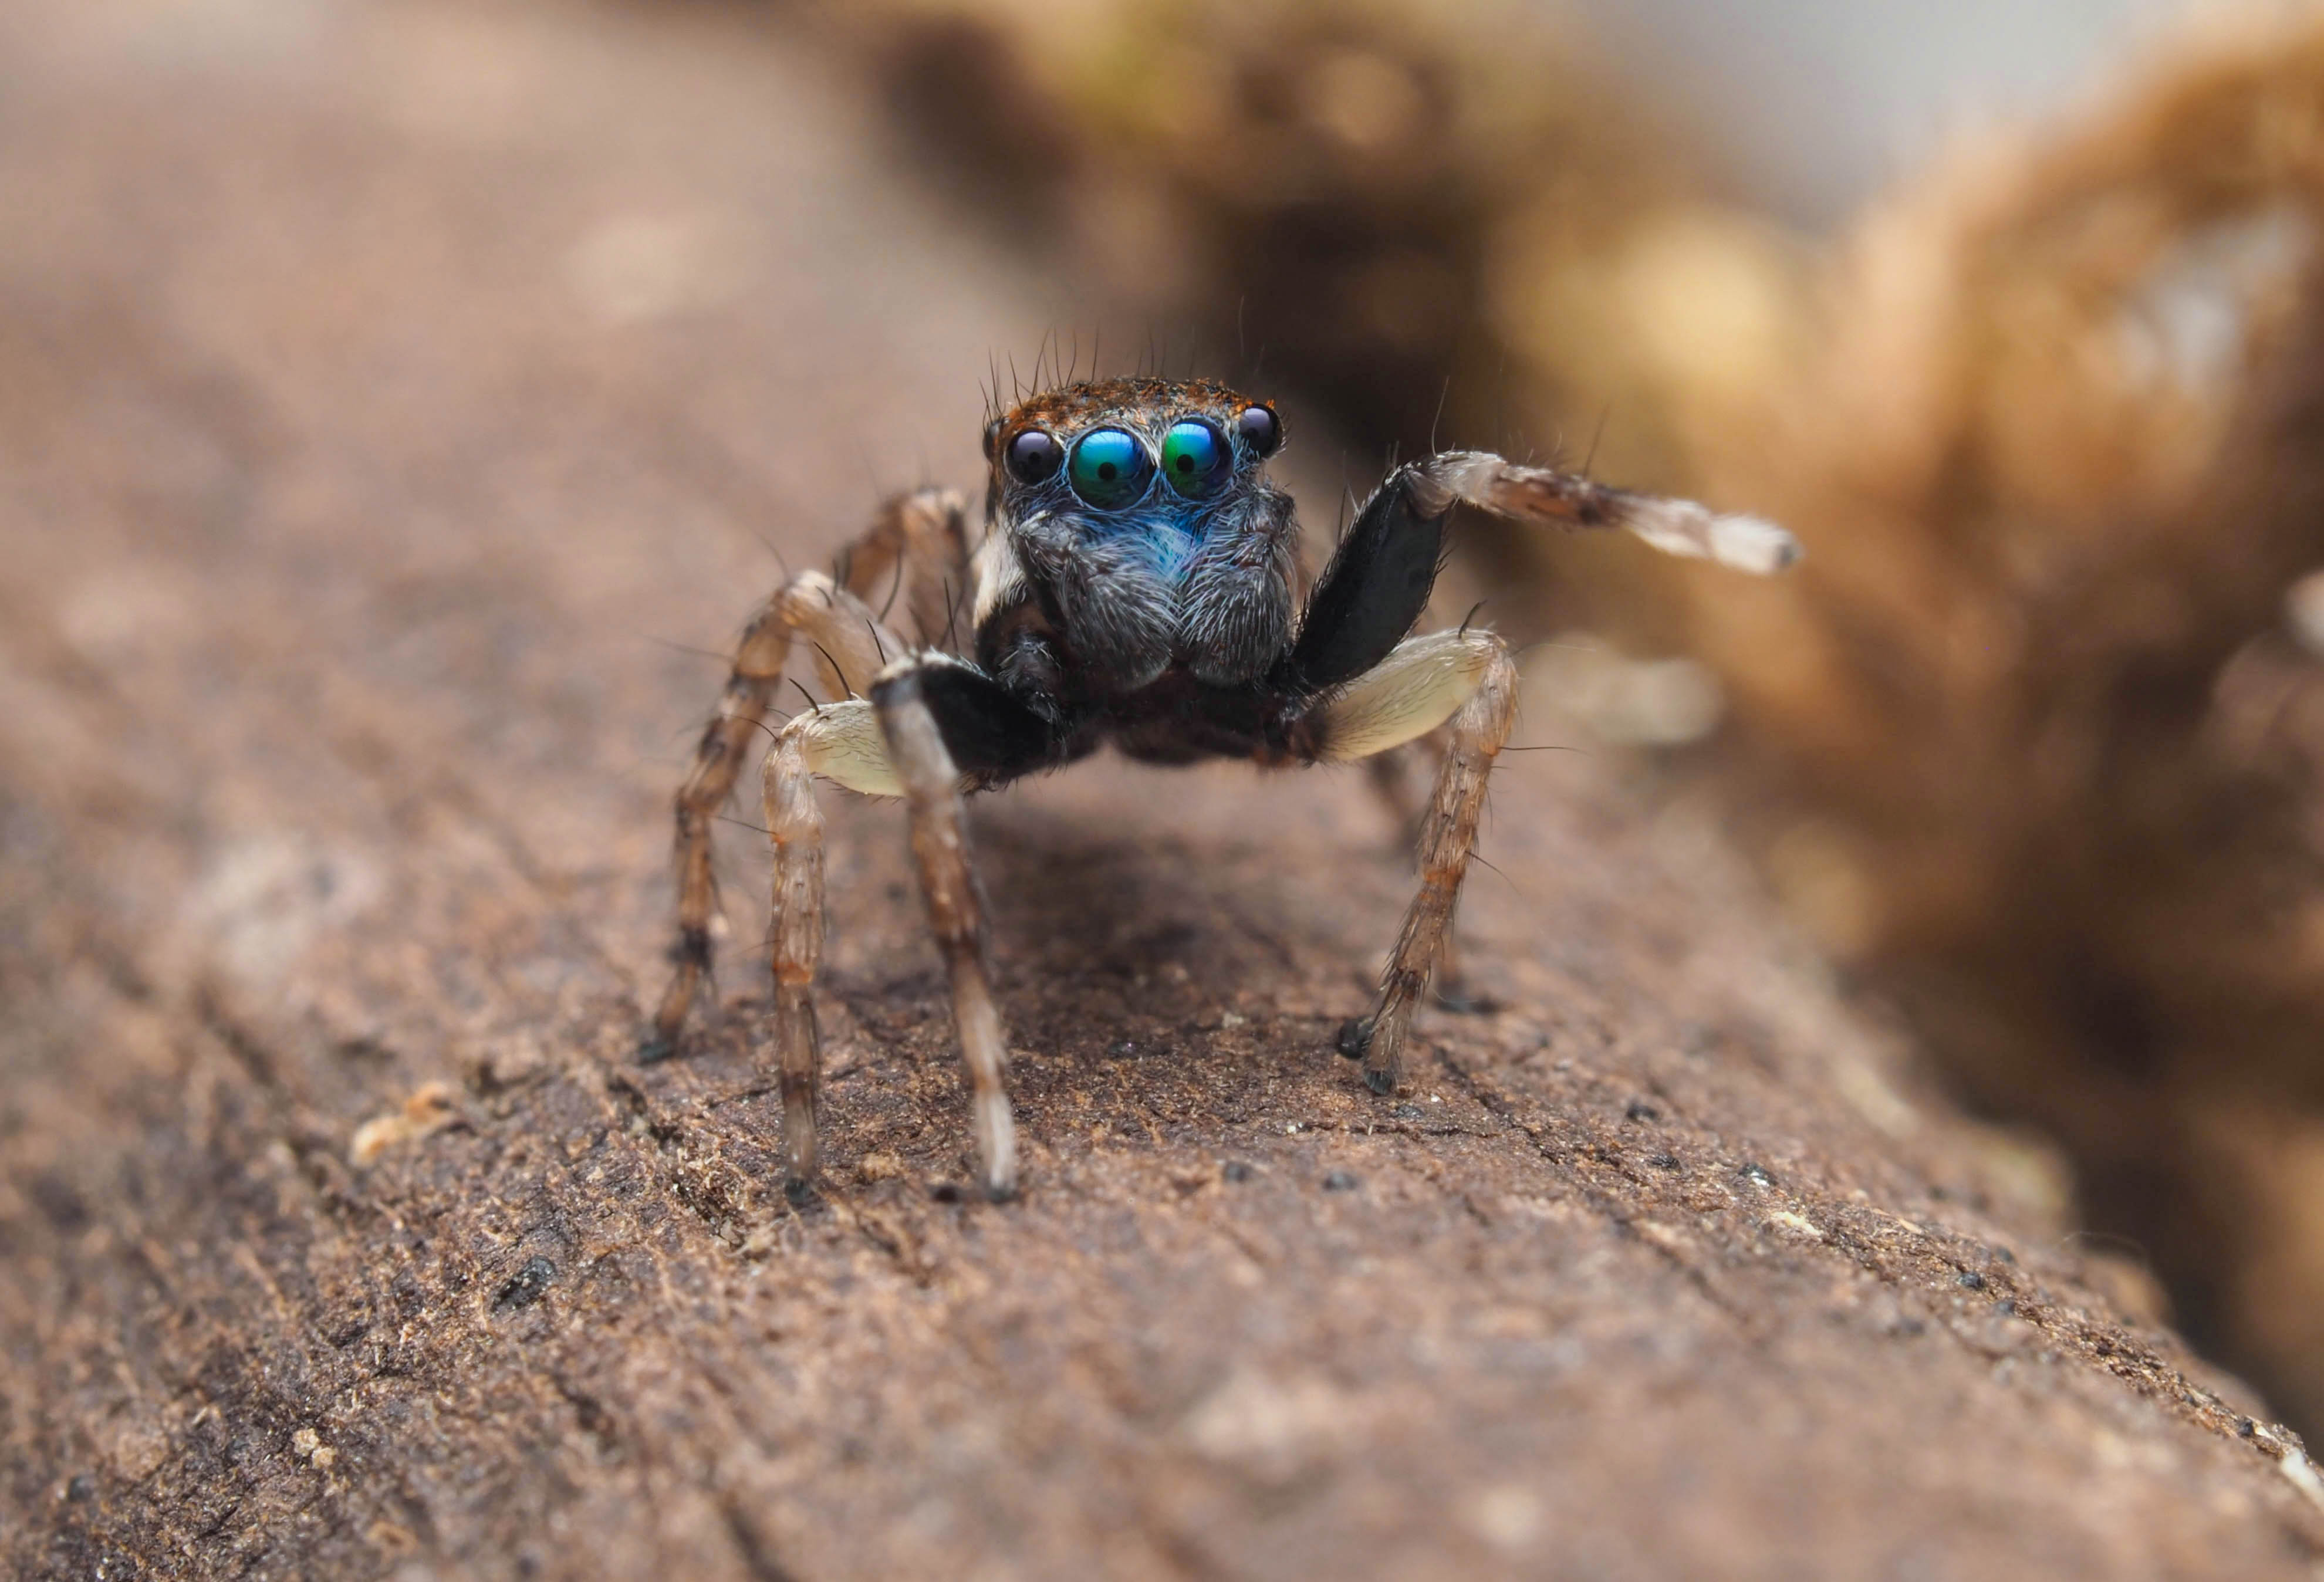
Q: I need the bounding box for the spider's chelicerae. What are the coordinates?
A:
[648,376,1798,1199]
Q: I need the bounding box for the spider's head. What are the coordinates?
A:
[981,377,1283,570]
[976,376,1295,694]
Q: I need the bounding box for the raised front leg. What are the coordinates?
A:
[1277,451,1797,697]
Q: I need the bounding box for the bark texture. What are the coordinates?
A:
[2,3,2320,1578]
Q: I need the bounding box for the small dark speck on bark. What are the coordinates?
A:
[495,1256,557,1311]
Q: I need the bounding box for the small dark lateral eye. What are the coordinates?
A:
[1005,429,1064,484]
[1235,404,1281,458]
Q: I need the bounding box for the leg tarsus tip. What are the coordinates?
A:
[1362,1064,1400,1097]
[783,1175,820,1209]
[637,1035,678,1066]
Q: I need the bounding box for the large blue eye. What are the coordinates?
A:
[1160,420,1228,499]
[1068,428,1153,509]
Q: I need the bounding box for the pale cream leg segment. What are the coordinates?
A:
[873,663,1017,1199]
[1308,630,1508,764]
[1309,630,1519,1094]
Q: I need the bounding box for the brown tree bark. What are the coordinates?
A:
[1,3,2319,1577]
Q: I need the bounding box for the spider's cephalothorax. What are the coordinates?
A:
[648,376,1799,1199]
[975,378,1296,704]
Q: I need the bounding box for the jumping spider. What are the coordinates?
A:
[648,376,1797,1199]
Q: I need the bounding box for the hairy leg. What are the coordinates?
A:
[1360,735,1491,1010]
[646,560,913,1060]
[759,701,899,1191]
[1406,452,1799,574]
[872,657,1021,1199]
[650,488,971,1064]
[757,662,1052,1195]
[1290,628,1519,1093]
[1274,452,1797,1054]
[1278,453,1796,698]
[837,489,974,652]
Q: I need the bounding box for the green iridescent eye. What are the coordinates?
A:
[1068,427,1153,509]
[1160,420,1228,499]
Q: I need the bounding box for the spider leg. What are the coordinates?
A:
[1408,451,1799,574]
[757,656,1055,1194]
[760,701,900,1190]
[1359,734,1491,1010]
[835,489,974,653]
[647,524,932,1061]
[872,655,1058,1199]
[1278,452,1796,697]
[1288,628,1519,1094]
[1272,449,1793,1047]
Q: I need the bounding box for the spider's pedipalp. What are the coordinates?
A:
[1299,628,1505,763]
